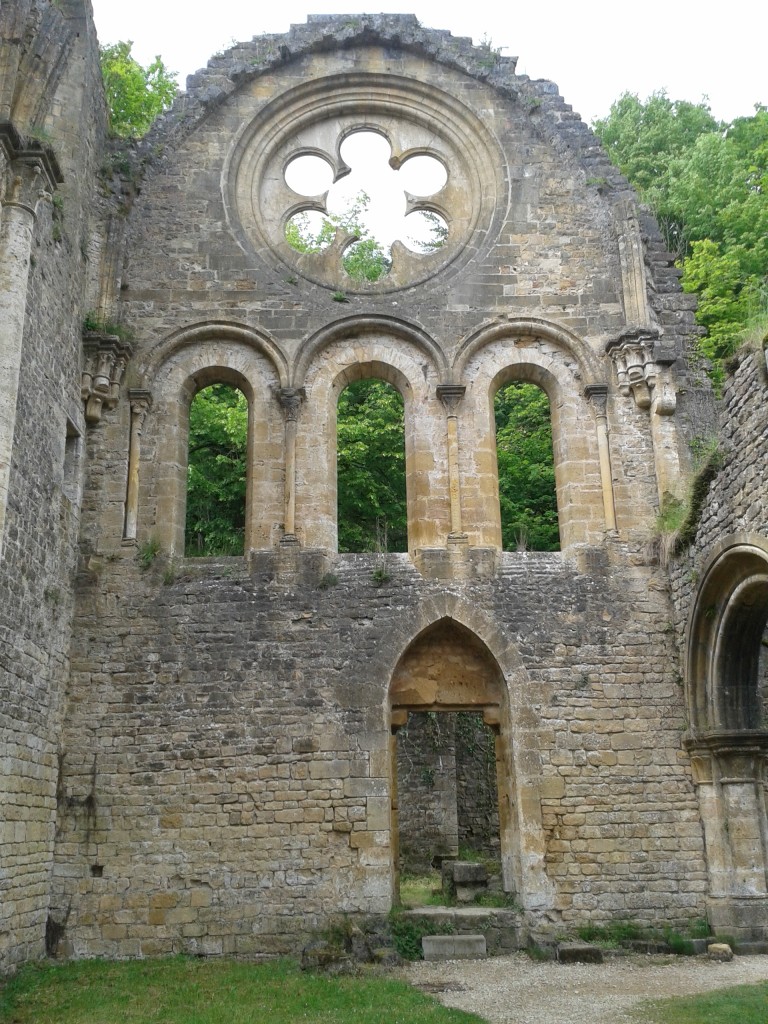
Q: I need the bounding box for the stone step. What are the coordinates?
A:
[401,906,523,955]
[556,941,604,964]
[422,934,487,961]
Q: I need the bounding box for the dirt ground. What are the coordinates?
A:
[403,951,768,1024]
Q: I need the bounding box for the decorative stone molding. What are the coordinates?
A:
[275,387,305,422]
[81,332,133,424]
[436,383,466,415]
[605,327,676,414]
[0,120,63,206]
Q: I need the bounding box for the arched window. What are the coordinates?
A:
[336,379,407,553]
[185,383,248,556]
[494,381,559,551]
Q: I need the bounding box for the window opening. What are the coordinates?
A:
[284,130,448,280]
[185,383,247,556]
[494,381,559,551]
[337,379,406,553]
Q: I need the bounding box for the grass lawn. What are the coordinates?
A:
[0,956,485,1024]
[636,981,768,1024]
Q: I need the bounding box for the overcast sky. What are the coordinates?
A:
[90,0,763,126]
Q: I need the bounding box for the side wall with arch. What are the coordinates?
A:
[674,350,768,939]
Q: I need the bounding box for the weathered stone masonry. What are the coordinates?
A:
[2,3,767,970]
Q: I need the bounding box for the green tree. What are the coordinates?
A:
[337,380,407,552]
[99,41,177,137]
[494,382,559,551]
[185,384,247,556]
[594,95,768,374]
[593,91,720,255]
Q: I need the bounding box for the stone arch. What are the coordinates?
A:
[384,603,553,912]
[455,320,611,550]
[137,335,285,557]
[685,535,768,939]
[687,535,768,734]
[293,315,448,387]
[294,325,448,551]
[453,317,604,386]
[141,320,289,388]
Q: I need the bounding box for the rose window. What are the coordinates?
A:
[226,73,504,292]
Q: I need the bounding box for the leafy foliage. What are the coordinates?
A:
[337,380,407,552]
[494,382,559,551]
[99,41,177,137]
[593,95,768,377]
[185,385,247,557]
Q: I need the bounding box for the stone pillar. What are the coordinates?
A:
[123,390,152,543]
[719,750,768,896]
[0,149,56,558]
[436,384,467,541]
[584,384,616,533]
[615,199,651,328]
[687,735,768,937]
[689,752,731,897]
[276,387,304,545]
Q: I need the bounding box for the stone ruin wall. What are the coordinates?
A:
[48,15,713,958]
[0,0,107,972]
[668,349,768,939]
[7,6,761,969]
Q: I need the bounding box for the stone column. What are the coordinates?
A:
[436,384,467,541]
[584,384,617,533]
[689,751,731,897]
[0,156,51,557]
[123,390,152,543]
[276,387,304,545]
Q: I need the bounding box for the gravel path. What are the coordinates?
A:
[403,952,768,1024]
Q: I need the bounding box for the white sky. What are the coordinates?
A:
[90,0,764,126]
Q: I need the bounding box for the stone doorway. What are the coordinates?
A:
[395,710,501,873]
[388,618,517,903]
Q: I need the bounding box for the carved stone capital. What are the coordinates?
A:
[584,383,609,418]
[606,327,663,411]
[436,384,466,415]
[0,121,63,213]
[81,332,133,424]
[275,387,305,422]
[128,389,152,427]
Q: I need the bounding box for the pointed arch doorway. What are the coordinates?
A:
[388,618,520,902]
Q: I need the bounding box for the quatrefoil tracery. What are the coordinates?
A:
[283,130,449,274]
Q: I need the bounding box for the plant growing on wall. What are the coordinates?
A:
[99,41,177,137]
